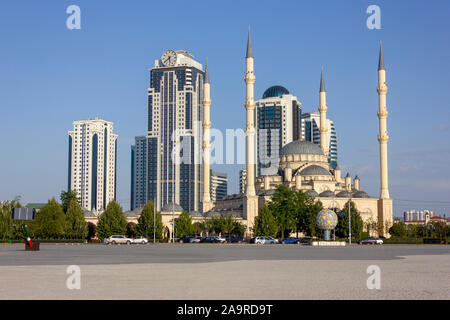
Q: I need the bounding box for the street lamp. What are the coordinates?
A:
[348,192,352,244]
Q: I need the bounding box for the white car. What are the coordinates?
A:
[132,236,148,244]
[358,237,383,245]
[254,236,277,244]
[104,235,133,245]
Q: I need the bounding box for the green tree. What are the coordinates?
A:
[60,190,79,213]
[389,221,407,238]
[96,200,127,240]
[268,185,297,238]
[232,220,245,236]
[208,217,224,235]
[33,198,66,239]
[335,201,363,239]
[87,222,97,241]
[126,222,137,238]
[407,224,422,238]
[0,199,22,240]
[254,206,278,237]
[222,215,235,236]
[193,221,205,236]
[295,191,323,237]
[65,199,88,239]
[176,210,194,238]
[136,201,163,241]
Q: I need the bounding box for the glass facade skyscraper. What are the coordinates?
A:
[256,86,302,176]
[131,50,204,212]
[301,112,338,169]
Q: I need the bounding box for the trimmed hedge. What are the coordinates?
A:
[0,239,86,244]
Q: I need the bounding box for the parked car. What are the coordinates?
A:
[179,235,201,243]
[104,235,133,245]
[299,237,313,244]
[254,236,277,244]
[357,237,383,245]
[230,236,244,243]
[200,236,226,243]
[280,237,301,244]
[132,236,148,244]
[223,234,244,243]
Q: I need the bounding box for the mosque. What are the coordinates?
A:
[194,30,393,238]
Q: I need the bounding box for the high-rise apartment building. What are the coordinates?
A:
[256,86,302,176]
[131,50,205,212]
[210,170,227,202]
[301,112,338,169]
[68,118,118,212]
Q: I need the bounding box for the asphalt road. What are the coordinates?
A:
[0,244,449,299]
[0,243,449,265]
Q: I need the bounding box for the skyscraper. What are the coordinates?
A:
[256,86,302,176]
[210,170,227,202]
[130,136,147,210]
[68,118,118,212]
[131,50,205,212]
[301,112,338,169]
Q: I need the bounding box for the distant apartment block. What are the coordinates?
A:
[210,170,227,202]
[239,168,247,194]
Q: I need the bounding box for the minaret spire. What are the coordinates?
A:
[378,41,385,71]
[377,41,390,199]
[320,66,326,92]
[246,27,253,58]
[204,57,210,84]
[318,67,328,156]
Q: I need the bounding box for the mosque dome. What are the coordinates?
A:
[336,190,352,198]
[280,140,324,156]
[189,211,203,217]
[161,202,183,212]
[353,191,370,198]
[319,190,335,197]
[305,190,319,197]
[262,86,290,99]
[299,165,331,176]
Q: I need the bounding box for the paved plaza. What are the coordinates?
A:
[0,244,449,299]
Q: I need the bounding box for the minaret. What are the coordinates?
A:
[244,29,256,197]
[202,59,213,212]
[319,67,329,156]
[243,28,259,237]
[377,42,390,199]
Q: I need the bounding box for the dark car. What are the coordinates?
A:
[280,237,301,244]
[299,237,313,244]
[200,236,225,243]
[178,235,201,243]
[223,234,244,243]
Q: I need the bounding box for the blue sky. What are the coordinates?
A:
[1,0,450,216]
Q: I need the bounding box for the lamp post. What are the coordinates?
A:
[153,198,156,244]
[348,192,352,244]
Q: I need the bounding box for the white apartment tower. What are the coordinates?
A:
[68,118,118,212]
